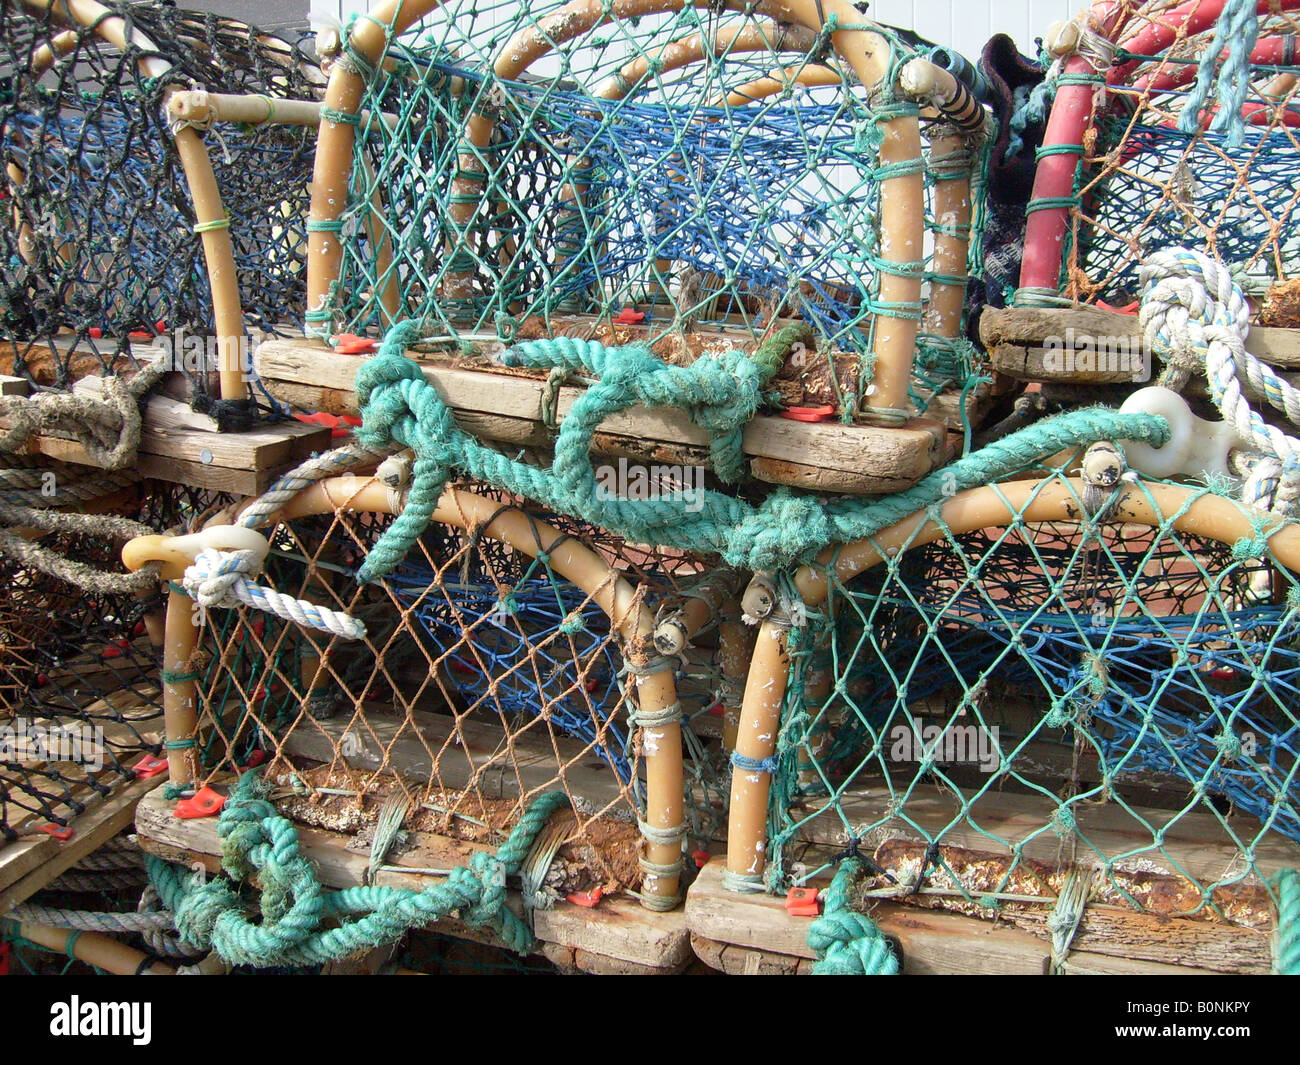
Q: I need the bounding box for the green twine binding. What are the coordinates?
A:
[807,857,900,975]
[1273,868,1299,975]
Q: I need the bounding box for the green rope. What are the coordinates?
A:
[1274,868,1299,975]
[355,319,1170,580]
[807,857,899,975]
[146,771,568,967]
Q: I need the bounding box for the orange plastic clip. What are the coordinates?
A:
[566,885,604,908]
[133,755,169,779]
[613,308,645,325]
[174,786,225,819]
[780,405,835,423]
[334,333,377,354]
[785,886,820,917]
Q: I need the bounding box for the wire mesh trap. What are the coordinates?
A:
[1019,0,1300,311]
[179,483,729,907]
[0,474,227,844]
[730,462,1300,968]
[304,0,990,425]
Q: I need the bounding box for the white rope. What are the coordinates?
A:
[1139,248,1300,511]
[182,546,366,641]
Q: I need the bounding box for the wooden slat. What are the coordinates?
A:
[792,783,1300,884]
[685,857,1254,974]
[0,775,163,913]
[980,305,1300,368]
[686,858,1051,974]
[255,338,948,495]
[133,786,690,973]
[15,417,333,496]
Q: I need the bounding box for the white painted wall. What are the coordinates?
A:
[309,0,1090,64]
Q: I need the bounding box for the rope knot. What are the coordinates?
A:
[183,547,262,611]
[725,491,830,571]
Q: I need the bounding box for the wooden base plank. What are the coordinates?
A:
[133,785,690,974]
[685,858,1246,974]
[980,305,1300,368]
[791,782,1300,884]
[0,774,163,913]
[13,415,332,496]
[255,338,948,495]
[687,858,1051,974]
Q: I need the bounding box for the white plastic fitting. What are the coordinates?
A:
[1117,386,1245,480]
[122,525,270,579]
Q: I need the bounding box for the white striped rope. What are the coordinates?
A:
[182,546,366,641]
[1139,248,1300,512]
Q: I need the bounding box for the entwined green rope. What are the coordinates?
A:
[147,771,568,966]
[355,319,1170,578]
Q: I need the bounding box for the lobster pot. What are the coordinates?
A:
[1039,0,1300,307]
[0,0,319,389]
[315,0,986,417]
[187,487,728,902]
[0,475,228,844]
[763,466,1299,950]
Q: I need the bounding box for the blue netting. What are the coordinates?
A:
[388,564,633,782]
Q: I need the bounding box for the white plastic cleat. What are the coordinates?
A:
[122,525,270,580]
[1117,386,1245,480]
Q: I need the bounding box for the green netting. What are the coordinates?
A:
[183,491,729,902]
[766,461,1299,930]
[314,1,987,416]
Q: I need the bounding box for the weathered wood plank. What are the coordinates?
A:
[17,418,333,495]
[685,857,1255,974]
[255,338,947,495]
[792,784,1300,884]
[990,344,1145,384]
[686,858,1051,974]
[0,775,163,913]
[981,305,1300,368]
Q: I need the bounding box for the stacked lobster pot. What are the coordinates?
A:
[1,0,1297,978]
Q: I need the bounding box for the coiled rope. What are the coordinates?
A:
[1139,247,1300,511]
[147,772,569,967]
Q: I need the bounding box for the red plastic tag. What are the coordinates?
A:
[333,333,377,354]
[38,824,74,841]
[566,886,604,908]
[613,308,645,325]
[780,405,835,423]
[174,786,226,819]
[133,755,169,779]
[785,886,820,917]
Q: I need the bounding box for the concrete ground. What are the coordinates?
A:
[188,0,312,37]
